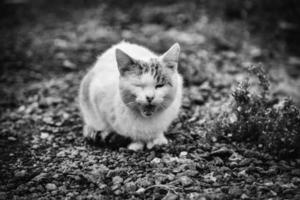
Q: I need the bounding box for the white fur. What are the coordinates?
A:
[79,41,183,150]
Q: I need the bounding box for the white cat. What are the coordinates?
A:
[79,41,183,151]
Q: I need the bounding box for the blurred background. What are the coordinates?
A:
[1,0,300,110]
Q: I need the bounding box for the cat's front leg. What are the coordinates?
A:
[146,133,168,149]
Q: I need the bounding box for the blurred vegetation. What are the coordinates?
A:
[1,0,299,54]
[215,65,300,159]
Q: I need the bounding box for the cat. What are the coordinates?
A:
[79,41,183,151]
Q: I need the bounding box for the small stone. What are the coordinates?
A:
[179,176,193,186]
[63,60,76,69]
[56,150,66,157]
[15,170,26,178]
[8,137,17,141]
[111,184,119,191]
[228,186,242,197]
[188,193,206,200]
[203,172,217,182]
[136,187,145,194]
[136,177,151,187]
[112,176,123,184]
[180,170,198,177]
[46,183,57,191]
[179,151,188,158]
[241,193,249,199]
[163,192,178,200]
[32,173,47,182]
[151,157,161,164]
[53,174,60,179]
[114,190,122,195]
[124,182,137,192]
[40,132,49,139]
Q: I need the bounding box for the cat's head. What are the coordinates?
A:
[116,43,180,117]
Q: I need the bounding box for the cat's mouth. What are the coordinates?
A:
[141,104,156,117]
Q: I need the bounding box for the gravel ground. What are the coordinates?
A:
[0,2,300,200]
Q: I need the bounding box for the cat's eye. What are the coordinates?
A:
[155,83,165,89]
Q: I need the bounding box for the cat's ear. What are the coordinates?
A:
[160,43,180,71]
[116,49,135,76]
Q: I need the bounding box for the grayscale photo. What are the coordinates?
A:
[0,0,299,199]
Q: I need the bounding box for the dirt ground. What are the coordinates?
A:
[0,1,300,199]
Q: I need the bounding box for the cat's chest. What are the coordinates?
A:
[112,110,168,140]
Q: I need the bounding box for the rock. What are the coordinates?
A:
[203,172,217,182]
[136,187,145,194]
[40,132,49,139]
[163,192,178,200]
[15,170,26,178]
[229,152,243,162]
[179,170,198,177]
[124,182,137,192]
[46,183,57,191]
[228,186,243,197]
[111,184,119,191]
[8,137,17,141]
[62,60,76,69]
[32,173,47,182]
[151,157,161,164]
[112,176,124,184]
[179,151,188,158]
[136,177,152,187]
[241,193,249,199]
[188,193,206,200]
[114,190,122,195]
[56,150,67,157]
[179,176,193,186]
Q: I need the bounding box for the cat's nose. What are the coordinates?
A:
[146,96,154,103]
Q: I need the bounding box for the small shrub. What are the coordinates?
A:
[216,65,300,158]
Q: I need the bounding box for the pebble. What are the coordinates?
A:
[32,173,47,182]
[46,183,57,191]
[241,193,249,199]
[179,176,193,186]
[136,187,145,194]
[15,170,26,178]
[228,186,243,197]
[40,132,49,139]
[179,151,188,157]
[163,192,178,200]
[112,176,124,184]
[137,178,151,187]
[124,182,137,192]
[188,193,206,200]
[151,157,161,164]
[8,137,17,141]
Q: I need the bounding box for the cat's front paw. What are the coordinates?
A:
[146,135,168,149]
[83,125,109,142]
[127,142,144,151]
[83,125,98,141]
